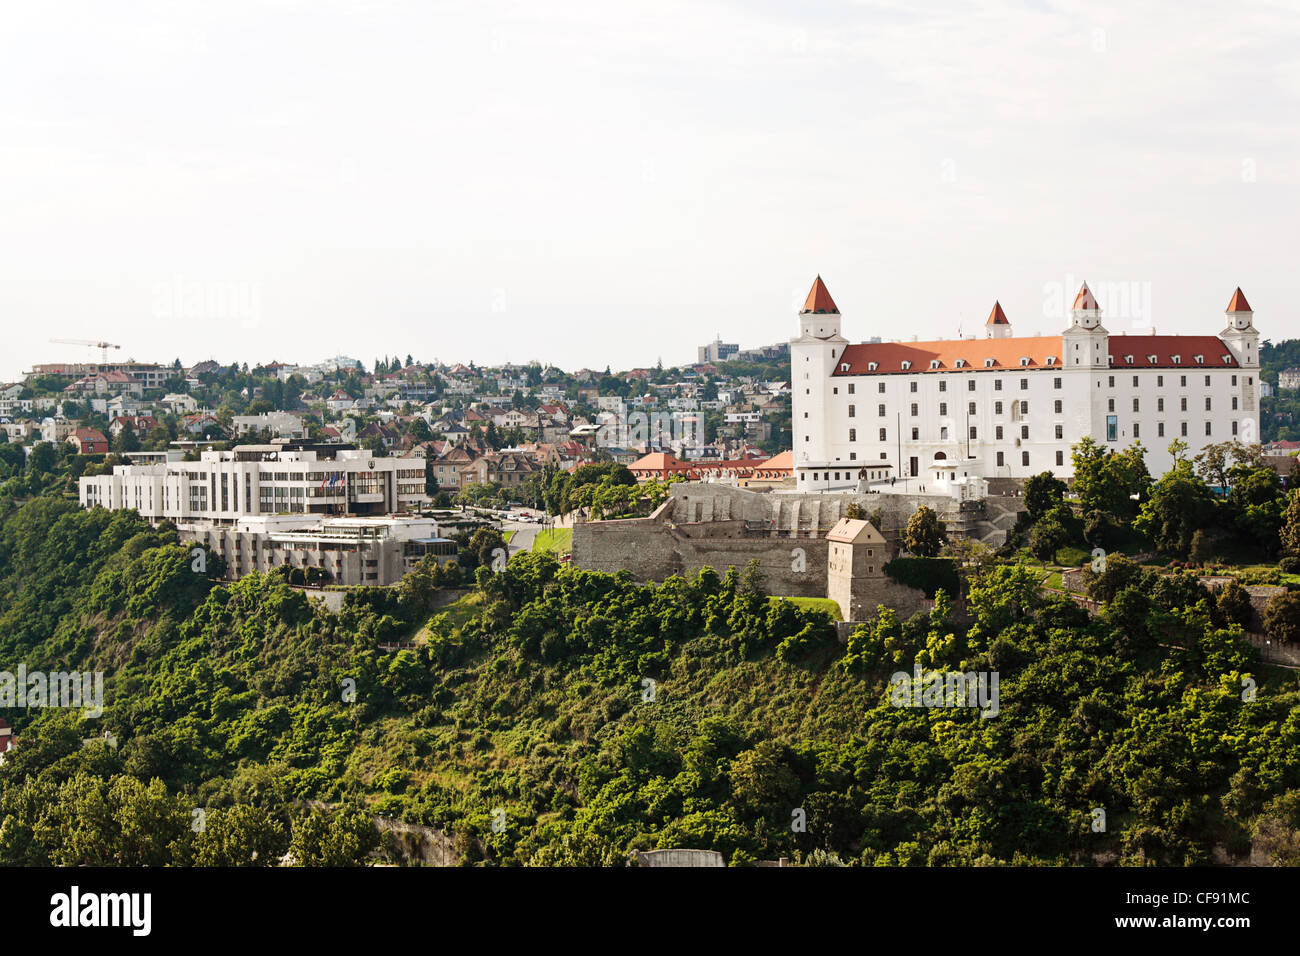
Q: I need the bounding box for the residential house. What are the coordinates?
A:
[66,427,109,455]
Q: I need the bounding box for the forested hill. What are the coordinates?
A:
[1261,338,1300,442]
[1,494,1299,866]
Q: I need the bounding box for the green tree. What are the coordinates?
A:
[1029,514,1069,562]
[902,505,945,557]
[1024,471,1067,522]
[1262,591,1300,643]
[1133,458,1215,557]
[1216,580,1254,630]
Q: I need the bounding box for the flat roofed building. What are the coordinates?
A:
[78,440,428,521]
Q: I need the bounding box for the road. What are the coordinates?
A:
[502,520,540,554]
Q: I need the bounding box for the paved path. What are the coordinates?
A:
[502,520,539,554]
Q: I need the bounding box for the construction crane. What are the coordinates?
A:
[50,338,122,364]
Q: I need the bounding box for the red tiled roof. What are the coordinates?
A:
[1105,335,1238,368]
[801,275,839,314]
[834,336,1064,374]
[1072,282,1099,311]
[1226,287,1252,312]
[628,451,776,480]
[986,301,1009,325]
[833,333,1237,374]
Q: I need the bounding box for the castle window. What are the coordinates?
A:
[878,428,886,441]
[1054,424,1063,439]
[877,403,886,416]
[995,425,1003,440]
[1148,355,1157,364]
[1054,400,1062,414]
[1124,355,1133,364]
[954,359,966,368]
[985,358,995,368]
[848,404,855,417]
[1019,357,1030,366]
[848,428,856,441]
[1046,356,1056,365]
[939,380,947,392]
[901,361,912,370]
[909,381,918,393]
[1054,377,1062,389]
[842,363,852,372]
[1172,355,1181,364]
[848,383,855,394]
[1194,355,1204,364]
[996,451,1005,466]
[1021,451,1029,466]
[995,401,1003,414]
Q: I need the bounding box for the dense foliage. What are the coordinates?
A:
[2,493,1299,866]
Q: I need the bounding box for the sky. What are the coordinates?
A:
[2,0,1298,382]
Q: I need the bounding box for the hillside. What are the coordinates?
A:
[2,493,1299,866]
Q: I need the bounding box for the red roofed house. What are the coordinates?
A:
[0,718,14,763]
[791,276,1261,489]
[66,428,109,455]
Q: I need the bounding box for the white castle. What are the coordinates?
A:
[790,276,1260,491]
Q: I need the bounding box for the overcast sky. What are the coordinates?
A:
[2,0,1297,381]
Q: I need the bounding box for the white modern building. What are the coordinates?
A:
[78,440,429,522]
[791,276,1261,490]
[187,514,456,586]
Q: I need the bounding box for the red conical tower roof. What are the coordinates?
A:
[1226,287,1252,312]
[801,275,839,314]
[1072,282,1099,311]
[986,301,1009,325]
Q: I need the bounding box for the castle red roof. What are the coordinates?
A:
[1226,287,1252,312]
[801,276,839,314]
[986,301,1009,325]
[1072,282,1099,311]
[832,334,1238,375]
